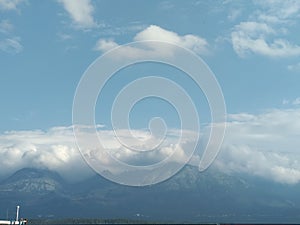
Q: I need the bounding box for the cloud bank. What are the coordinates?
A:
[215,108,300,184]
[2,107,300,184]
[0,126,90,181]
[0,126,197,182]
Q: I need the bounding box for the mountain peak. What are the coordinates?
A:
[0,168,64,193]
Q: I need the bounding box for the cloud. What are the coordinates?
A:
[94,38,118,52]
[287,62,300,72]
[292,98,300,105]
[233,21,275,36]
[0,126,197,182]
[0,126,88,181]
[0,37,23,54]
[0,20,13,34]
[281,97,300,106]
[158,1,174,10]
[227,8,242,22]
[134,25,209,54]
[94,25,209,56]
[231,21,300,57]
[254,0,300,24]
[58,0,96,29]
[57,33,72,41]
[215,108,300,184]
[0,20,23,54]
[95,23,146,37]
[230,1,300,58]
[3,107,300,184]
[0,0,24,11]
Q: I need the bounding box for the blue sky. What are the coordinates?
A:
[1,0,299,131]
[1,0,300,184]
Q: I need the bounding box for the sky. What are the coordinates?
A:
[1,0,300,185]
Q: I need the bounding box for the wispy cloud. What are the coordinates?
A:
[57,32,72,41]
[0,37,23,54]
[232,21,300,57]
[287,62,300,72]
[0,20,13,34]
[158,1,174,11]
[0,0,25,11]
[231,0,300,58]
[227,8,242,22]
[58,0,96,29]
[98,23,147,36]
[0,20,23,54]
[254,0,300,24]
[292,98,300,105]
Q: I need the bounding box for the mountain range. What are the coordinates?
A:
[1,165,300,223]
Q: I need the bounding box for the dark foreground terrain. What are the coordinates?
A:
[1,165,300,223]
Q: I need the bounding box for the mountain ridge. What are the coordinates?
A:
[1,165,300,223]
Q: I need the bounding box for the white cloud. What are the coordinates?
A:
[234,22,275,36]
[134,25,209,54]
[58,0,95,29]
[0,126,87,181]
[3,107,300,184]
[230,1,300,58]
[0,0,24,11]
[215,108,300,184]
[0,37,23,54]
[0,126,197,181]
[231,21,300,57]
[94,25,209,56]
[94,39,118,52]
